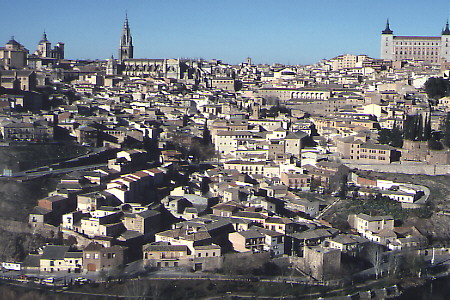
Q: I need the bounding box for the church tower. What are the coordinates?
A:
[380,19,394,60]
[106,55,118,76]
[119,14,133,62]
[37,32,51,58]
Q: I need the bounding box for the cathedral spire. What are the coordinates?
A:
[123,12,129,30]
[119,13,133,62]
[382,19,393,34]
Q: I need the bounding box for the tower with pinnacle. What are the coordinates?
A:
[119,14,133,62]
[34,32,64,60]
[380,19,394,60]
[440,21,450,62]
[37,32,51,58]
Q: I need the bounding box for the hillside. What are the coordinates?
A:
[0,143,88,260]
[322,171,450,244]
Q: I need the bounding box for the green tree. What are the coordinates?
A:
[378,127,403,148]
[423,114,432,141]
[404,114,433,142]
[201,122,211,145]
[428,137,444,150]
[443,112,450,148]
[378,128,391,145]
[339,175,348,200]
[403,115,418,141]
[399,251,426,277]
[424,77,450,99]
[415,115,423,141]
[390,125,403,147]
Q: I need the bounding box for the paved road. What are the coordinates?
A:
[316,198,340,219]
[0,163,107,179]
[3,266,313,287]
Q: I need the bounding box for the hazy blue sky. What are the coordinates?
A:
[2,0,450,65]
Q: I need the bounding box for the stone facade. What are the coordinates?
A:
[303,246,341,281]
[380,20,450,64]
[82,243,125,272]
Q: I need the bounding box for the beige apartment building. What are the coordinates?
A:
[258,87,332,102]
[83,243,125,272]
[336,136,398,164]
[223,160,280,178]
[348,213,394,234]
[40,245,82,273]
[280,171,310,191]
[329,54,370,70]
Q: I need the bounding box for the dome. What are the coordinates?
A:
[6,36,20,46]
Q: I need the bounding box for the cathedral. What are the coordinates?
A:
[116,15,201,82]
[0,32,64,70]
[0,37,28,70]
[380,20,450,64]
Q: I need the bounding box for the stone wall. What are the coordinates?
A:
[343,160,450,175]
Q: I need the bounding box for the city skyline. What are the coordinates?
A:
[2,0,450,65]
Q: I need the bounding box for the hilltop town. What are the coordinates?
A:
[2,18,450,299]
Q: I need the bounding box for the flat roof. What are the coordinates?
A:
[394,36,440,40]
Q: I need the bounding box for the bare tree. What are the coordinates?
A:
[125,279,150,300]
[386,251,401,278]
[400,251,426,278]
[365,243,383,279]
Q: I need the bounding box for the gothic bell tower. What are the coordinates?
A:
[119,14,133,62]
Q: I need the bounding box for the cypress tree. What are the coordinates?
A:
[404,115,418,141]
[390,125,403,148]
[443,112,450,148]
[202,122,211,145]
[416,115,423,141]
[423,114,432,141]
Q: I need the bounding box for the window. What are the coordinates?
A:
[94,253,99,259]
[86,253,91,259]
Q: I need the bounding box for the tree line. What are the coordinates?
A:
[378,76,450,150]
